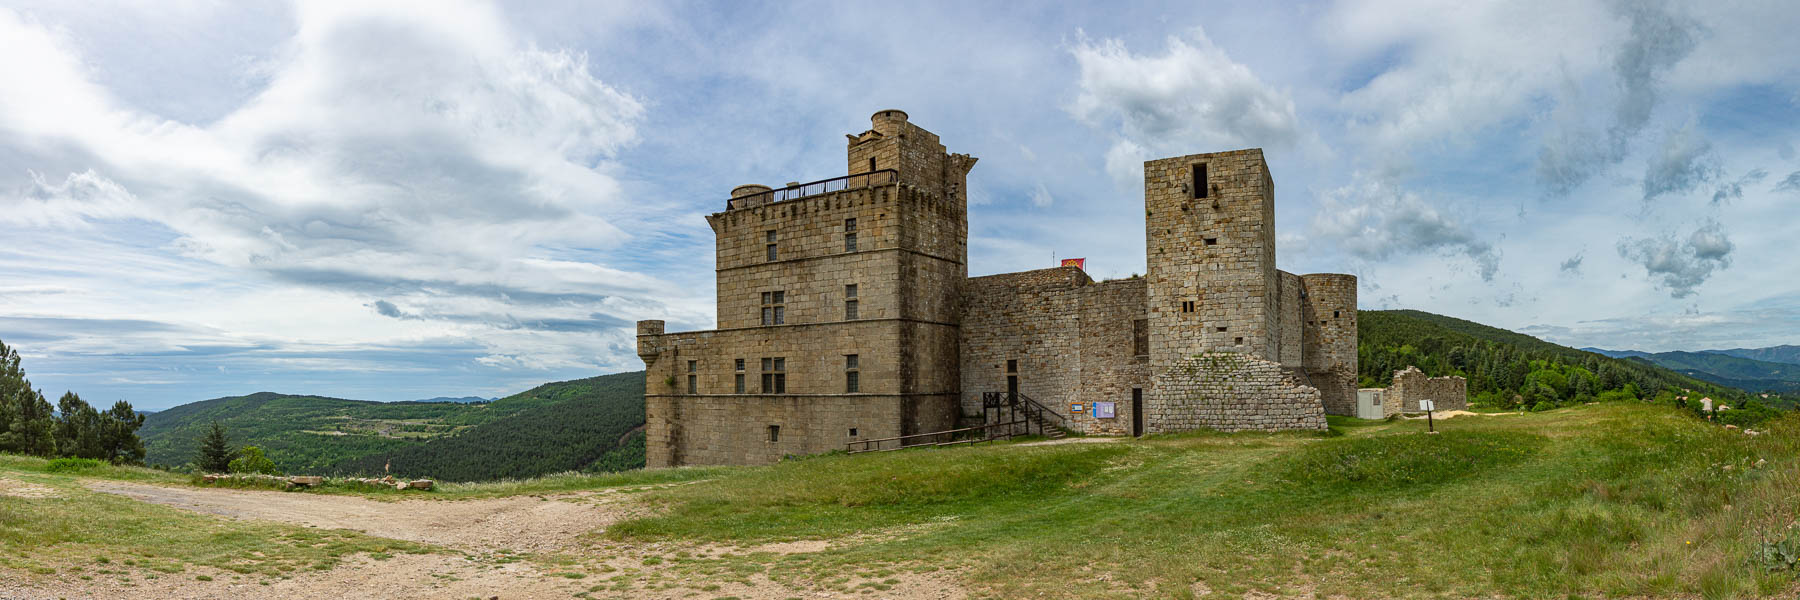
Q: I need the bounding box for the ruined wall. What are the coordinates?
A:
[1145,352,1327,433]
[1300,273,1358,416]
[1388,366,1468,412]
[1144,149,1280,368]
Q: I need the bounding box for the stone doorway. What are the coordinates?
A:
[1131,388,1144,436]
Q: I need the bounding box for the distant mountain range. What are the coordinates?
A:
[405,396,495,404]
[1581,345,1800,394]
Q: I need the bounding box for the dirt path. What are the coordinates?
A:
[87,480,629,553]
[0,480,967,599]
[1401,410,1519,420]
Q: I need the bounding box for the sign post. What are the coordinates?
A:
[1420,399,1436,433]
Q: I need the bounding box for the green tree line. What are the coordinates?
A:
[1358,310,1765,414]
[0,339,146,463]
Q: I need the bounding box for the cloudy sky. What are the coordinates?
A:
[2,0,1796,409]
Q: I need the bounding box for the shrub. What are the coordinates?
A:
[44,457,106,473]
[1530,401,1554,412]
[228,446,281,475]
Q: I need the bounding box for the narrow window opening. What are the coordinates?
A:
[734,359,745,394]
[1132,319,1149,357]
[844,218,858,252]
[1192,164,1208,199]
[1181,301,1196,313]
[767,425,780,443]
[765,230,778,262]
[1204,237,1218,246]
[1216,327,1227,333]
[1234,337,1244,345]
[867,157,876,173]
[849,428,858,437]
[844,284,859,320]
[686,360,697,394]
[1007,359,1017,373]
[845,354,860,393]
[1333,310,1341,318]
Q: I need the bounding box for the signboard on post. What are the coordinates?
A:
[1419,400,1435,411]
[1421,399,1437,433]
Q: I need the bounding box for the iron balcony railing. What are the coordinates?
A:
[727,169,898,211]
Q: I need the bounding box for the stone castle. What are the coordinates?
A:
[636,111,1358,467]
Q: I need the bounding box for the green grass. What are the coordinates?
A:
[601,403,1800,599]
[0,465,432,581]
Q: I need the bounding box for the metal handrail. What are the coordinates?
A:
[727,169,898,210]
[845,418,1026,454]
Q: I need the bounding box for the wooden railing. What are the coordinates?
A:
[844,391,1070,454]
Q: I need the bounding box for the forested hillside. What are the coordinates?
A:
[1358,310,1757,410]
[329,372,644,481]
[138,371,647,479]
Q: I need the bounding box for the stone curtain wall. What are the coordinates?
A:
[1146,352,1327,433]
[1389,366,1468,412]
[1276,271,1303,367]
[957,268,1151,435]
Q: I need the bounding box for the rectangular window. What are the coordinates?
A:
[1132,319,1149,357]
[845,284,859,320]
[1333,310,1341,318]
[1204,237,1218,246]
[768,425,780,442]
[1192,163,1208,199]
[762,357,786,393]
[844,218,858,252]
[687,360,697,373]
[1234,337,1244,345]
[735,373,745,394]
[765,230,778,262]
[761,291,785,325]
[867,157,876,173]
[849,427,858,437]
[1216,327,1227,332]
[845,354,860,393]
[1007,359,1017,373]
[735,358,745,371]
[1181,301,1196,313]
[686,360,697,394]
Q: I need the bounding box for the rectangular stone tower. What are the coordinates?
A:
[636,110,975,467]
[1142,149,1280,370]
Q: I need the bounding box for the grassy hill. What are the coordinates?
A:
[138,371,646,480]
[1358,310,1751,408]
[13,403,1799,598]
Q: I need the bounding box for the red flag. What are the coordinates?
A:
[1060,258,1086,270]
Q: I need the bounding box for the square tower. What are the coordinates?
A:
[1142,149,1279,369]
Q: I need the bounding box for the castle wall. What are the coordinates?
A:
[646,394,907,467]
[1388,366,1468,412]
[710,186,901,330]
[956,268,1150,435]
[1300,273,1358,416]
[1146,352,1327,433]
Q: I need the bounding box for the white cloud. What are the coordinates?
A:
[1616,218,1733,298]
[1069,29,1302,187]
[1308,176,1501,282]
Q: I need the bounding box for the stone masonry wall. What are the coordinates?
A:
[956,268,1150,435]
[1389,366,1468,412]
[1146,352,1327,433]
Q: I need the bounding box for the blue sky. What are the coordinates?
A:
[1,0,1797,410]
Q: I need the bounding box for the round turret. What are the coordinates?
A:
[871,109,909,136]
[730,184,771,199]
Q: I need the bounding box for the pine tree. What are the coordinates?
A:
[0,339,57,457]
[195,420,236,473]
[100,400,146,465]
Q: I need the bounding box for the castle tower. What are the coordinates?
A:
[637,110,975,467]
[1300,273,1358,415]
[1141,149,1280,369]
